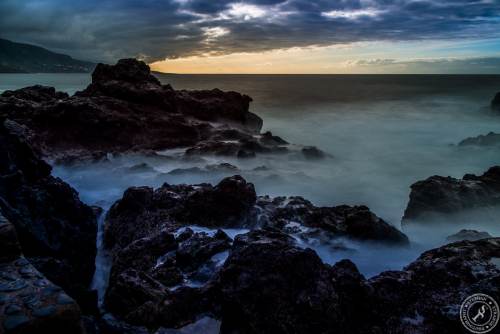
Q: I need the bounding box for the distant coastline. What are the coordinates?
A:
[0,38,96,73]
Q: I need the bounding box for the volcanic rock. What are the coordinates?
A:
[104,175,257,253]
[0,59,269,162]
[207,229,372,334]
[257,196,409,245]
[369,238,500,333]
[403,166,500,222]
[0,212,85,333]
[0,119,97,312]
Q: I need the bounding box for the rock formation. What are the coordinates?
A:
[403,166,500,222]
[0,59,325,163]
[0,212,85,333]
[0,119,97,313]
[102,224,500,333]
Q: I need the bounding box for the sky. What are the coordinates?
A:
[1,0,500,74]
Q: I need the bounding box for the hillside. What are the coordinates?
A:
[0,38,95,73]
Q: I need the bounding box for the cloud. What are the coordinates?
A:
[322,8,385,20]
[0,0,499,63]
[349,57,500,74]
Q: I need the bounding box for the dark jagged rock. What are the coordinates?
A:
[0,59,329,163]
[104,228,231,324]
[369,238,500,333]
[257,196,409,245]
[175,229,231,271]
[492,91,500,111]
[105,268,167,320]
[0,212,85,333]
[0,59,275,162]
[184,138,288,158]
[403,166,500,222]
[91,58,162,87]
[446,229,493,242]
[0,119,97,312]
[104,175,257,253]
[458,132,500,147]
[101,210,500,334]
[105,228,373,332]
[207,229,372,334]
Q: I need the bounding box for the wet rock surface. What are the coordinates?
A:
[403,166,500,222]
[0,213,85,333]
[0,119,97,312]
[257,196,409,245]
[101,221,500,334]
[104,228,232,322]
[104,175,257,253]
[369,238,500,334]
[0,59,326,162]
[206,229,371,334]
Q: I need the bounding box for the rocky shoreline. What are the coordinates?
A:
[1,59,499,333]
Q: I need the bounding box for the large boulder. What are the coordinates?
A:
[206,229,372,334]
[402,166,500,222]
[0,119,97,312]
[104,175,257,253]
[0,212,85,333]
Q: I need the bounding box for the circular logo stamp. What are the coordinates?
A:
[461,293,499,333]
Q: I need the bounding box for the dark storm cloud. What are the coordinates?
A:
[1,0,499,62]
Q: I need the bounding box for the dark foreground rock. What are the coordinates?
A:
[0,119,97,312]
[0,59,326,162]
[0,212,85,333]
[458,132,500,147]
[101,173,411,331]
[102,223,500,334]
[369,237,500,333]
[207,229,372,334]
[104,228,232,322]
[403,166,500,223]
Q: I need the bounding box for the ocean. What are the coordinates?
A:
[2,73,500,277]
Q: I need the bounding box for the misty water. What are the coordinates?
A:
[2,74,500,280]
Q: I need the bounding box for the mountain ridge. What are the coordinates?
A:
[0,38,95,73]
